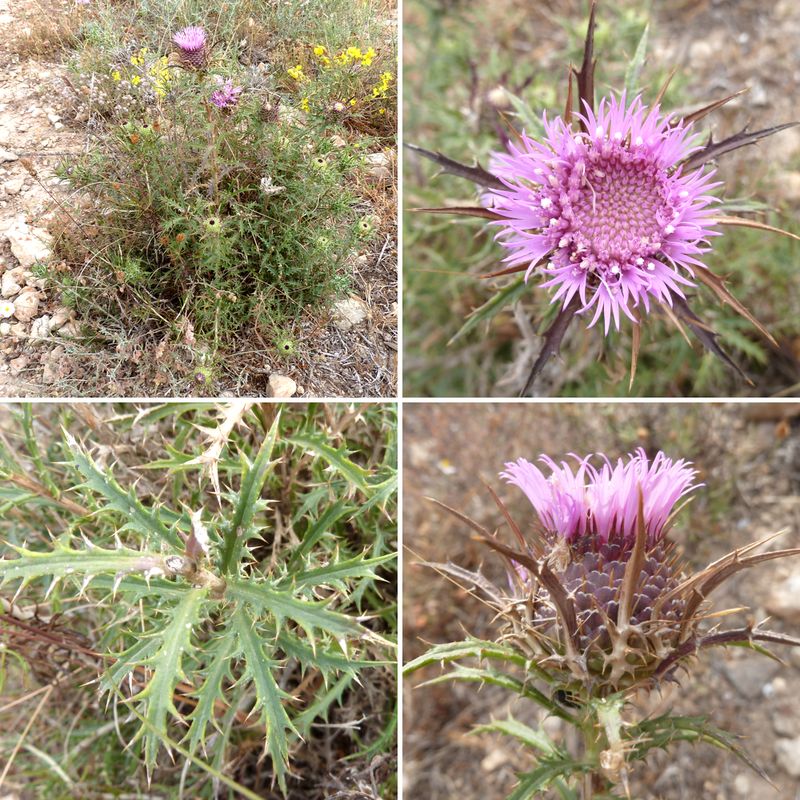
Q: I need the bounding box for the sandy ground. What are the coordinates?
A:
[403,403,800,799]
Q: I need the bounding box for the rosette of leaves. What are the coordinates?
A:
[0,403,397,797]
[405,450,800,799]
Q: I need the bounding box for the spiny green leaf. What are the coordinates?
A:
[448,277,527,345]
[507,758,589,800]
[186,627,236,756]
[221,409,282,573]
[64,431,181,548]
[418,664,576,722]
[474,716,561,757]
[127,587,208,769]
[403,638,529,674]
[293,673,354,737]
[286,432,371,492]
[286,552,395,590]
[0,538,166,590]
[232,606,295,792]
[226,577,363,642]
[277,630,388,678]
[292,500,355,562]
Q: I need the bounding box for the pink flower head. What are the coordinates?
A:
[501,448,699,546]
[484,94,721,334]
[210,77,243,110]
[173,26,208,69]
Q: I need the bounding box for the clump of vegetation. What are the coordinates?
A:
[35,0,396,394]
[0,402,397,799]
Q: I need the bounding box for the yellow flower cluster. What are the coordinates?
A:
[287,64,306,82]
[313,44,377,68]
[372,71,393,99]
[110,47,171,98]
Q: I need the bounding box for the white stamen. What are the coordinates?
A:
[679,190,689,198]
[558,236,570,248]
[647,262,656,271]
[610,265,620,275]
[549,218,559,227]
[540,197,552,209]
[595,125,604,138]
[635,257,644,266]
[665,224,675,235]
[613,131,623,141]
[634,136,643,147]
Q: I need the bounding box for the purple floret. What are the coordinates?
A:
[210,78,243,110]
[483,94,721,333]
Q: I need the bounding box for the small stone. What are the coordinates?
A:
[480,748,510,772]
[10,323,26,339]
[332,296,369,331]
[0,322,10,336]
[365,150,393,183]
[268,373,297,397]
[0,148,18,163]
[331,135,347,149]
[12,289,39,322]
[766,571,800,622]
[775,737,800,777]
[5,219,52,268]
[30,314,52,339]
[50,307,73,331]
[722,655,780,699]
[1,267,24,298]
[9,354,28,375]
[733,774,750,795]
[773,705,800,737]
[47,112,61,125]
[3,177,24,196]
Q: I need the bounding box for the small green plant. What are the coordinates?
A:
[0,402,397,797]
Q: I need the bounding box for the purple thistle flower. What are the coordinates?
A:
[173,26,209,70]
[210,78,243,110]
[484,94,721,334]
[501,447,698,546]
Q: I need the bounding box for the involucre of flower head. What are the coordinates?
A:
[485,95,721,333]
[173,26,209,70]
[210,77,243,110]
[501,447,698,546]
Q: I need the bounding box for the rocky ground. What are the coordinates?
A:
[403,403,800,800]
[0,0,397,398]
[0,0,84,395]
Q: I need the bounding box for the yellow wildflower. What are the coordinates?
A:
[300,96,310,112]
[361,47,376,66]
[346,46,362,60]
[313,45,326,56]
[287,64,305,81]
[111,70,122,82]
[131,75,141,86]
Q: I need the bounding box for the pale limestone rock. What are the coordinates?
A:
[12,289,39,322]
[332,296,368,331]
[268,373,297,397]
[5,219,52,268]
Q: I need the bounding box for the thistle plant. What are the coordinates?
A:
[409,1,799,395]
[405,448,800,799]
[0,403,397,798]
